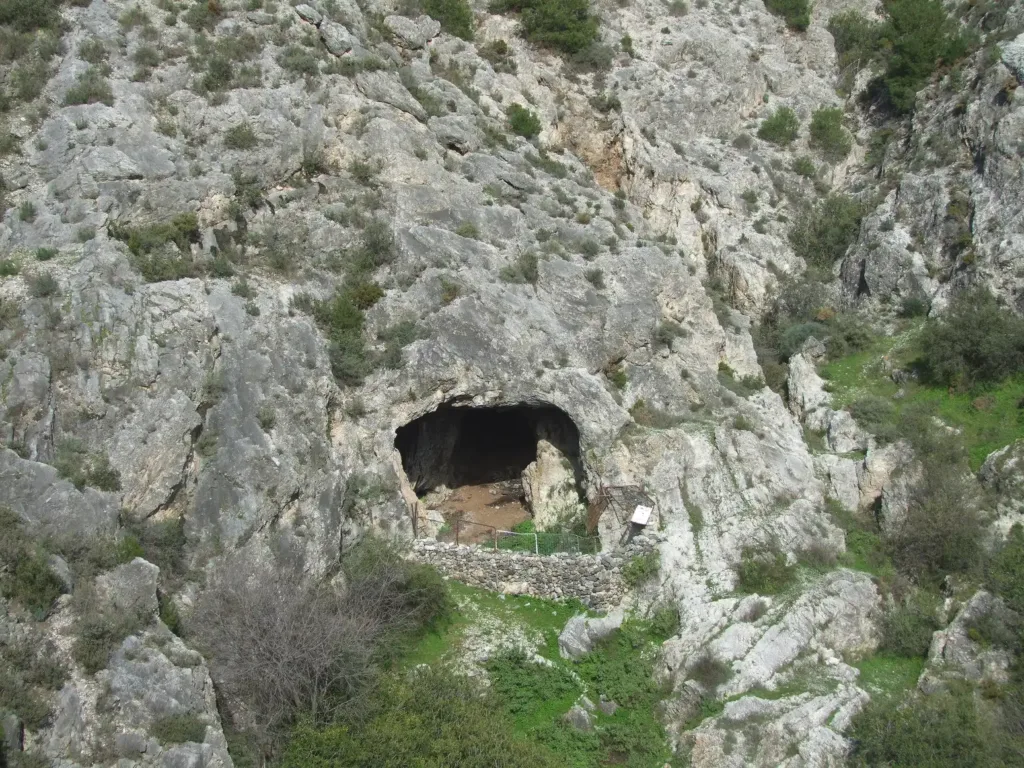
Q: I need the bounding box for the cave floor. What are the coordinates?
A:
[436,481,531,544]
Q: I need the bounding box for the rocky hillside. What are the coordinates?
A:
[1,0,1023,764]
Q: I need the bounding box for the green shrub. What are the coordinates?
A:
[78,39,107,64]
[150,714,207,744]
[224,123,259,149]
[0,296,20,329]
[487,648,579,716]
[0,532,64,619]
[849,395,896,434]
[622,550,660,588]
[422,0,474,39]
[880,595,940,657]
[791,155,816,177]
[18,201,36,222]
[604,361,627,390]
[886,460,982,583]
[72,595,148,674]
[764,0,809,31]
[492,0,599,55]
[788,194,863,270]
[990,524,1024,615]
[899,295,930,318]
[736,548,795,595]
[27,272,58,298]
[500,252,540,284]
[687,652,733,689]
[0,0,63,32]
[630,399,682,429]
[808,106,852,162]
[280,667,561,767]
[125,518,186,576]
[109,213,202,282]
[35,247,58,261]
[757,106,799,146]
[182,0,221,30]
[584,267,604,289]
[828,10,885,73]
[920,287,1024,389]
[507,103,541,138]
[53,440,122,492]
[63,66,114,106]
[850,683,997,767]
[278,45,319,77]
[877,0,971,114]
[159,592,182,634]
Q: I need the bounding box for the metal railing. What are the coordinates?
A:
[437,517,600,555]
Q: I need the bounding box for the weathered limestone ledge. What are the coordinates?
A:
[408,535,660,610]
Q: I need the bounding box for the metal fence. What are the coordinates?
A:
[438,517,600,555]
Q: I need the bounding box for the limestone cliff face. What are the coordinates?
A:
[0,0,1022,764]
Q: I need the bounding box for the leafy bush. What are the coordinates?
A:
[850,683,998,767]
[920,287,1024,389]
[0,0,63,32]
[687,653,733,689]
[110,215,201,282]
[788,194,864,270]
[717,363,764,397]
[622,551,660,588]
[0,632,68,732]
[876,0,970,114]
[63,66,114,106]
[886,460,981,583]
[828,10,885,73]
[150,714,207,744]
[487,648,579,715]
[72,589,149,674]
[808,106,852,162]
[829,1,970,114]
[584,267,604,289]
[27,272,58,298]
[422,0,474,39]
[280,667,561,767]
[764,0,809,31]
[492,0,599,55]
[630,399,683,429]
[53,440,122,492]
[757,106,799,146]
[648,604,681,639]
[849,395,896,434]
[278,45,320,77]
[791,155,816,177]
[736,548,795,595]
[224,123,258,149]
[500,252,539,284]
[507,103,541,138]
[880,594,940,657]
[990,524,1024,614]
[0,509,64,619]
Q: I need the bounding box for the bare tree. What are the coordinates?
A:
[190,542,448,750]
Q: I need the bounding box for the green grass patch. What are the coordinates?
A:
[854,653,925,699]
[820,321,1024,469]
[401,581,589,668]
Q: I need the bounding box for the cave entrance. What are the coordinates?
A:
[395,403,585,543]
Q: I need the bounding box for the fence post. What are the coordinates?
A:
[493,528,497,550]
[455,515,460,547]
[534,532,539,555]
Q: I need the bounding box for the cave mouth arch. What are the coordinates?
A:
[394,402,585,498]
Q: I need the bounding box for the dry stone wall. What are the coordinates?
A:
[409,535,660,610]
